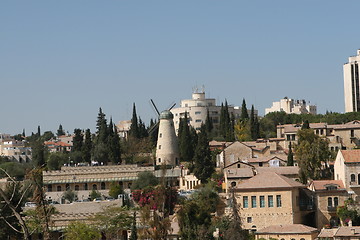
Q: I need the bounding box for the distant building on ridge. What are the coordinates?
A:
[344,49,360,112]
[265,97,317,115]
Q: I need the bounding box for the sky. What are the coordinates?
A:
[1,1,359,135]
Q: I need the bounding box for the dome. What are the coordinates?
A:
[160,110,173,119]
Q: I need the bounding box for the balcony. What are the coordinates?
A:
[327,206,337,212]
[349,181,360,187]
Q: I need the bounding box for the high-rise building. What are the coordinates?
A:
[344,50,360,112]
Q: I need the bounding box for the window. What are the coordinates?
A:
[237,164,240,168]
[57,186,62,192]
[75,185,79,191]
[251,196,256,208]
[351,174,356,183]
[47,185,52,192]
[195,119,202,123]
[358,174,360,185]
[92,184,97,190]
[231,182,236,187]
[159,145,161,150]
[158,158,161,163]
[351,129,355,138]
[243,196,248,208]
[260,196,265,208]
[66,184,70,191]
[101,182,106,190]
[247,217,252,223]
[276,195,282,207]
[84,183,88,190]
[328,197,332,207]
[268,195,274,207]
[259,162,263,167]
[159,133,162,138]
[195,111,201,115]
[334,197,339,207]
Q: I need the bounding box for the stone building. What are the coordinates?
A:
[255,224,318,240]
[265,97,317,115]
[234,172,311,231]
[308,180,348,229]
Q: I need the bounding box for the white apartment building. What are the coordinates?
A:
[265,97,317,115]
[170,90,257,134]
[344,50,360,112]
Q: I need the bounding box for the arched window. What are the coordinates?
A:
[75,185,80,191]
[231,182,236,187]
[358,174,360,185]
[66,184,70,191]
[57,186,62,192]
[84,183,88,190]
[92,184,97,190]
[328,197,332,207]
[334,197,339,207]
[47,185,52,192]
[351,174,356,183]
[101,182,106,190]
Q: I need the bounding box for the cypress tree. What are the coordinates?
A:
[302,120,310,130]
[204,109,213,136]
[193,124,214,183]
[179,112,193,162]
[241,98,249,120]
[37,126,41,137]
[57,124,65,136]
[22,129,26,137]
[32,140,46,167]
[82,129,92,164]
[287,142,294,166]
[72,129,83,152]
[129,103,140,138]
[107,118,121,164]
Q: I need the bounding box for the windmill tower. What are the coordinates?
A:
[150,100,180,167]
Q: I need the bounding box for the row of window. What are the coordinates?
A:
[350,174,360,184]
[243,195,282,208]
[48,182,116,192]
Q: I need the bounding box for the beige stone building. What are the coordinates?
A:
[277,121,360,150]
[43,165,154,202]
[255,224,318,240]
[308,180,348,229]
[233,172,310,231]
[318,226,360,239]
[265,97,317,115]
[334,149,360,198]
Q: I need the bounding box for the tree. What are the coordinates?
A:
[47,152,68,170]
[295,129,332,184]
[108,182,123,199]
[72,129,83,152]
[240,98,249,120]
[107,119,121,164]
[57,124,65,136]
[92,206,132,239]
[250,105,259,140]
[234,120,251,142]
[193,125,214,183]
[287,142,294,166]
[129,103,140,139]
[129,212,138,240]
[178,112,194,162]
[302,120,310,129]
[204,109,213,136]
[131,171,159,190]
[32,140,46,167]
[65,221,101,240]
[89,189,101,200]
[63,189,76,203]
[82,129,92,164]
[178,185,219,239]
[219,101,234,141]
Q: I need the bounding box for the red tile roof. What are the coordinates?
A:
[341,150,360,163]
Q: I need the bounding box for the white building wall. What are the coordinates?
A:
[344,50,360,113]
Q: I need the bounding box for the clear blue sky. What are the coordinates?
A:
[1,1,359,135]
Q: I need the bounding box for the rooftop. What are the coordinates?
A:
[256,224,318,234]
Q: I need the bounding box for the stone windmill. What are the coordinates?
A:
[149,99,180,167]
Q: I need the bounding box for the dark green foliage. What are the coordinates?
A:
[130,212,138,240]
[57,124,65,136]
[131,171,159,190]
[337,199,360,226]
[138,118,149,138]
[0,162,27,180]
[129,103,140,139]
[89,189,101,200]
[108,182,123,199]
[204,109,213,136]
[47,152,68,170]
[31,140,46,167]
[0,181,31,240]
[178,112,195,162]
[219,101,234,141]
[249,105,260,140]
[295,129,332,183]
[148,118,158,147]
[302,120,310,129]
[178,185,219,239]
[287,142,294,166]
[107,119,121,164]
[63,189,76,203]
[41,131,54,142]
[241,98,249,120]
[82,129,92,164]
[193,125,215,183]
[72,129,83,152]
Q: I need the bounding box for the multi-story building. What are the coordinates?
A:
[277,120,360,150]
[0,134,31,162]
[308,180,348,229]
[171,89,257,133]
[265,97,317,115]
[334,149,360,199]
[234,171,312,231]
[116,120,131,139]
[344,50,360,113]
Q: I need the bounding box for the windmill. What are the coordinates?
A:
[149,99,179,167]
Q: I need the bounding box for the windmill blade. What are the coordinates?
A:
[148,121,159,135]
[168,102,176,111]
[150,99,160,116]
